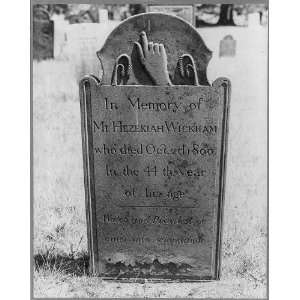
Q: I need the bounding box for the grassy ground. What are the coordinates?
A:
[33,25,267,298]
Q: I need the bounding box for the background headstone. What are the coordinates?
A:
[33,8,54,60]
[248,12,260,28]
[148,5,194,25]
[260,10,268,26]
[65,22,118,80]
[99,9,109,23]
[219,35,236,57]
[52,15,69,59]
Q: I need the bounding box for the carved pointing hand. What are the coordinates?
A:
[134,31,172,86]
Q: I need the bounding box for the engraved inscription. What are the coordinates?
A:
[80,77,230,280]
[89,86,224,255]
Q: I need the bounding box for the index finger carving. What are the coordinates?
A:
[159,44,166,57]
[140,31,149,54]
[134,42,145,63]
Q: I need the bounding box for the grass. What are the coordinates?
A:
[33,25,267,298]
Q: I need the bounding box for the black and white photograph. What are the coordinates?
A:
[32,0,268,298]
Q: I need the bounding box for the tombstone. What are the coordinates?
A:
[52,15,69,59]
[148,5,194,25]
[33,7,54,60]
[248,12,260,28]
[79,13,230,281]
[219,35,236,57]
[99,9,109,23]
[66,22,118,80]
[260,10,268,26]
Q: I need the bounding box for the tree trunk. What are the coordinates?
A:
[218,4,235,25]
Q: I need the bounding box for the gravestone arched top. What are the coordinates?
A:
[222,35,234,41]
[33,7,51,22]
[219,34,236,57]
[97,13,212,86]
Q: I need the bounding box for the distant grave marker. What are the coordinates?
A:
[99,9,108,23]
[219,35,236,57]
[148,5,194,25]
[33,8,54,60]
[52,16,69,59]
[79,13,230,281]
[248,12,261,28]
[260,11,268,26]
[66,23,117,80]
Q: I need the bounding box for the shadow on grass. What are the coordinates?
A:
[34,253,89,276]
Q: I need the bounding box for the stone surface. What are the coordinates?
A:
[53,18,69,59]
[80,78,230,280]
[65,22,118,80]
[248,12,261,28]
[99,9,108,23]
[219,35,236,57]
[33,8,54,60]
[147,5,194,25]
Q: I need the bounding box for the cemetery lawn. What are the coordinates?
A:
[33,25,267,298]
